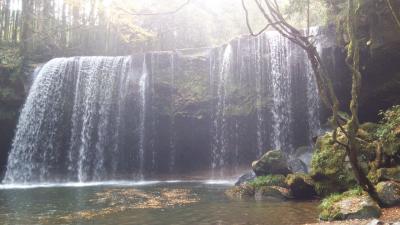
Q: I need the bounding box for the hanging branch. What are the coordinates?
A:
[241,0,281,36]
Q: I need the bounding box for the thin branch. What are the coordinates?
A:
[241,0,281,36]
[117,0,191,16]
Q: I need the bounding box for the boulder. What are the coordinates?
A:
[248,174,287,188]
[288,158,308,174]
[376,181,400,206]
[319,189,381,221]
[252,150,290,176]
[254,186,292,201]
[285,173,316,199]
[311,132,357,196]
[377,167,400,181]
[234,171,256,186]
[225,184,254,199]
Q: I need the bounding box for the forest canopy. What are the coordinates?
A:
[0,0,331,65]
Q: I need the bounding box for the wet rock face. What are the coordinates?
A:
[376,181,400,207]
[356,0,400,122]
[251,150,291,176]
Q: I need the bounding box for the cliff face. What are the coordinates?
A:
[358,0,400,121]
[327,0,400,121]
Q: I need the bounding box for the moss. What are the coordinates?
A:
[318,187,365,221]
[285,173,316,199]
[367,164,379,184]
[249,175,287,189]
[376,105,400,157]
[310,132,357,196]
[377,167,400,181]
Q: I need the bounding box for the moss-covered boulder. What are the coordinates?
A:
[285,173,316,199]
[376,181,400,206]
[376,167,400,181]
[254,186,292,201]
[319,188,381,221]
[248,175,287,189]
[225,184,255,199]
[310,132,357,196]
[252,150,290,176]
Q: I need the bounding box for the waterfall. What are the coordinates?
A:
[138,56,148,180]
[306,28,322,145]
[4,57,137,183]
[269,32,293,152]
[2,29,325,184]
[211,44,233,177]
[169,53,177,172]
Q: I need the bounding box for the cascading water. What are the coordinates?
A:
[2,29,326,184]
[169,53,177,172]
[138,56,148,180]
[269,32,293,152]
[211,44,233,177]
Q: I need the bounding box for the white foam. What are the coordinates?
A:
[0,179,234,190]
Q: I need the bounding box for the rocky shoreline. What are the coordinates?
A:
[226,106,400,224]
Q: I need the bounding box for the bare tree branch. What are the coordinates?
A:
[241,0,281,36]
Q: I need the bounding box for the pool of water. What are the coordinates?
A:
[0,181,319,225]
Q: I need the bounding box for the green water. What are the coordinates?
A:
[0,181,319,225]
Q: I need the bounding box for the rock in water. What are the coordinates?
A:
[376,181,400,206]
[251,150,290,176]
[285,173,316,199]
[234,171,256,186]
[254,186,292,201]
[225,184,254,199]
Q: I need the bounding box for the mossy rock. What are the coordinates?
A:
[310,132,357,196]
[225,184,255,199]
[248,174,287,189]
[376,181,400,206]
[376,167,400,181]
[285,173,316,199]
[254,186,293,201]
[319,188,381,221]
[252,150,290,176]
